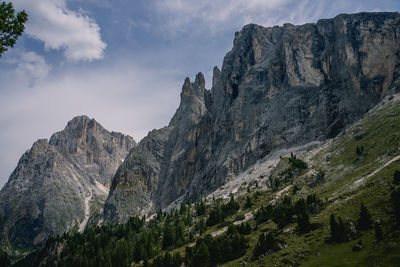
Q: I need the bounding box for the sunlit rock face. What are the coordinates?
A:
[109,12,399,223]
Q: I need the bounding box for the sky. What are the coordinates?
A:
[0,0,399,187]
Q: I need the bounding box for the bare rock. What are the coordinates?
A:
[0,116,135,249]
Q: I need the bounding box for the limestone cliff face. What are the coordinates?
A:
[49,116,134,188]
[0,116,135,249]
[103,12,400,223]
[103,74,208,223]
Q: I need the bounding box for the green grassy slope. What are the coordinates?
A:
[248,95,400,266]
[9,96,400,267]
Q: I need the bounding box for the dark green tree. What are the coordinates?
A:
[297,209,311,232]
[294,198,311,232]
[289,153,308,169]
[175,221,186,246]
[195,199,206,216]
[185,246,193,265]
[207,203,224,226]
[223,194,240,216]
[272,197,294,228]
[0,248,10,267]
[330,214,339,242]
[393,170,400,185]
[193,240,210,267]
[196,217,206,235]
[292,184,300,195]
[357,203,373,230]
[255,204,273,224]
[375,222,383,241]
[391,188,400,223]
[244,195,252,209]
[337,216,347,242]
[172,252,183,267]
[162,224,175,249]
[253,232,279,259]
[231,231,246,256]
[0,2,27,55]
[162,252,173,267]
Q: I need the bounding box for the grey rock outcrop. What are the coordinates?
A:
[103,12,400,224]
[0,116,135,249]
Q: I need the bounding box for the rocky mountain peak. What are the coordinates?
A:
[103,12,400,224]
[48,115,136,186]
[181,77,192,95]
[0,116,136,249]
[66,115,91,127]
[233,23,263,46]
[170,73,208,127]
[212,66,221,87]
[194,72,206,90]
[50,115,101,146]
[180,72,206,97]
[29,139,49,155]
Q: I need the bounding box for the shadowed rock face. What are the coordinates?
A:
[103,12,400,224]
[0,116,135,249]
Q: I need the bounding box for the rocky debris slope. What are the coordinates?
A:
[103,12,400,224]
[0,116,135,249]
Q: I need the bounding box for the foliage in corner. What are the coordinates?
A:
[0,1,27,56]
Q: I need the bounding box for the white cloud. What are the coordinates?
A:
[154,0,375,34]
[154,0,294,32]
[3,49,52,87]
[13,0,106,61]
[16,51,52,85]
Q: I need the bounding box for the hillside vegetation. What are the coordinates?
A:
[7,95,400,266]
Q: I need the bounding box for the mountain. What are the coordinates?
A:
[16,94,400,267]
[0,116,135,249]
[103,12,400,224]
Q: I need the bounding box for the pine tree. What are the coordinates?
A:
[272,198,293,228]
[180,203,187,215]
[253,232,278,259]
[356,146,362,157]
[253,233,266,259]
[337,216,347,242]
[224,194,240,216]
[394,170,400,185]
[185,246,193,263]
[330,214,338,242]
[193,240,210,267]
[162,224,175,249]
[175,221,185,246]
[196,217,206,235]
[391,188,400,223]
[297,208,311,232]
[0,249,10,267]
[244,196,252,209]
[195,199,206,216]
[357,203,373,230]
[162,252,173,267]
[375,222,383,241]
[173,252,183,267]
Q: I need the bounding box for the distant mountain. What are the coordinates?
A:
[0,116,135,249]
[1,11,400,257]
[103,12,400,224]
[16,93,400,267]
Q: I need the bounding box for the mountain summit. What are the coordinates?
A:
[1,11,399,252]
[0,116,135,249]
[103,12,400,223]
